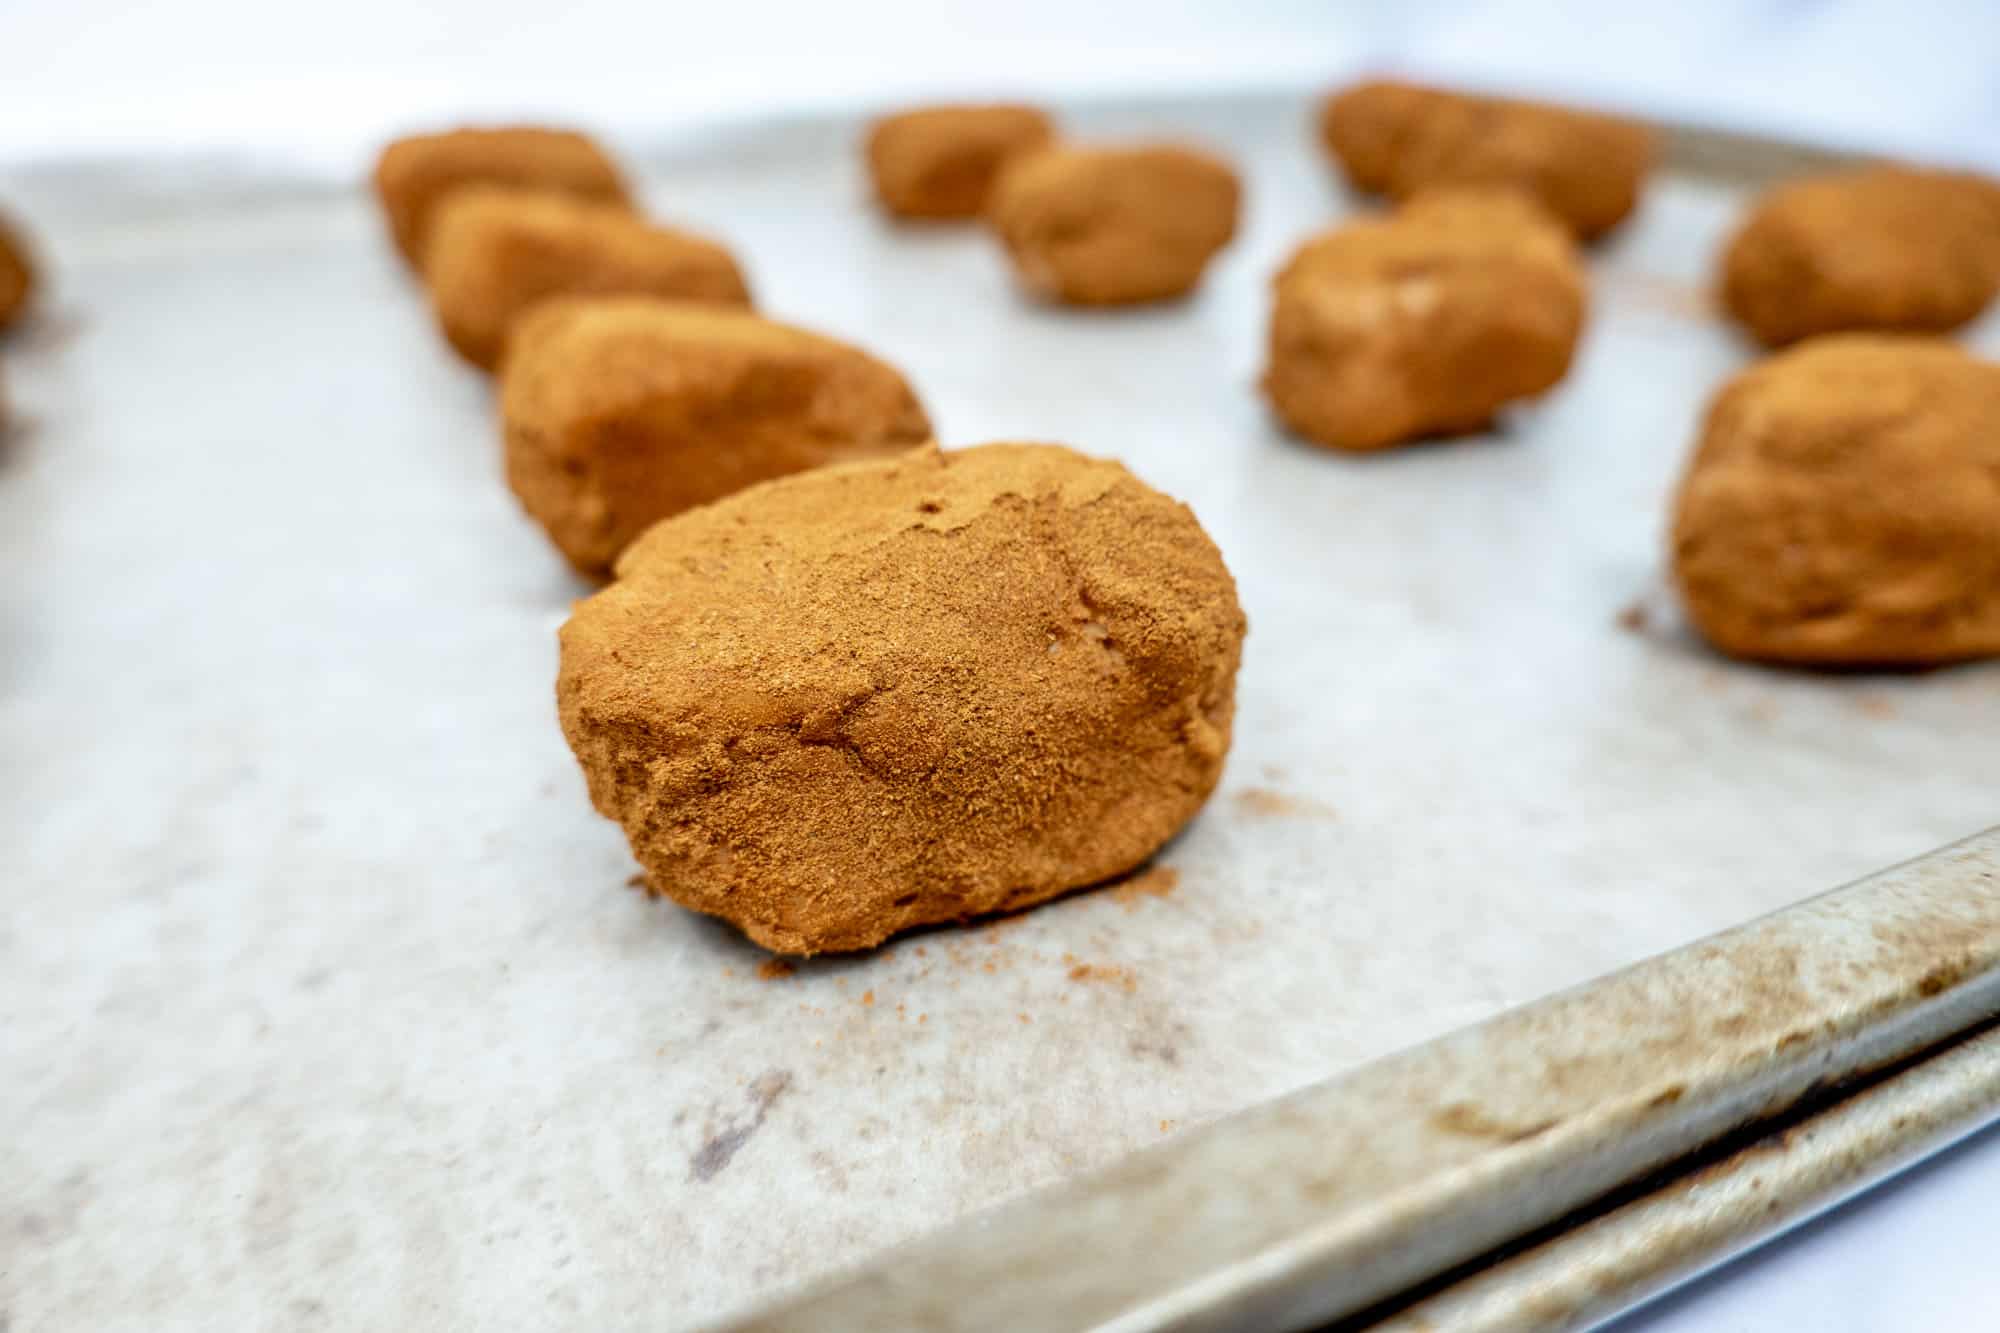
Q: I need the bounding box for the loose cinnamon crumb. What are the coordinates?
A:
[757,959,796,981]
[1617,600,1649,633]
[1112,865,1180,906]
[1067,962,1138,992]
[860,989,875,1007]
[1233,787,1337,819]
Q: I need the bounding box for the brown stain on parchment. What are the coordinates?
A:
[1128,1017,1191,1067]
[688,1070,793,1183]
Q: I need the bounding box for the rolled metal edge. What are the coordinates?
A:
[1654,119,1870,184]
[1371,1018,2000,1332]
[707,829,2000,1333]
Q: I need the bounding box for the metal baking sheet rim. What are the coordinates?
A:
[721,831,2000,1332]
[0,92,1876,209]
[1374,1017,2000,1332]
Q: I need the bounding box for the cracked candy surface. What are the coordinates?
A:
[1319,79,1654,241]
[1671,335,2000,666]
[424,187,751,370]
[557,442,1246,954]
[1263,189,1585,451]
[501,297,931,577]
[987,144,1240,305]
[1719,167,2000,348]
[866,104,1056,220]
[372,125,631,267]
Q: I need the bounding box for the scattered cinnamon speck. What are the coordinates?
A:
[1159,1119,1174,1133]
[1067,962,1138,993]
[1233,787,1336,819]
[1617,600,1648,633]
[1853,694,1896,718]
[918,1013,928,1024]
[757,959,796,981]
[1018,1013,1032,1024]
[721,965,735,978]
[1113,865,1179,907]
[860,989,875,1007]
[625,872,649,890]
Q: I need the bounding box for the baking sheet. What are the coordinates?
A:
[3,92,1997,1329]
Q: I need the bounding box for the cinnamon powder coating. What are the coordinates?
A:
[1263,189,1586,451]
[1672,336,2000,666]
[502,298,932,578]
[0,211,35,331]
[1319,80,1654,241]
[372,126,632,267]
[1719,167,2000,348]
[987,144,1241,305]
[557,442,1246,955]
[424,187,752,370]
[866,104,1056,220]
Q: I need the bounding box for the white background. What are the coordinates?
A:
[3,0,1996,1328]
